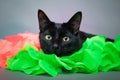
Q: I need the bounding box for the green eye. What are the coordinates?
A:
[45,35,52,40]
[63,36,70,42]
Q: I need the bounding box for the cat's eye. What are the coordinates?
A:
[45,35,52,40]
[63,36,70,42]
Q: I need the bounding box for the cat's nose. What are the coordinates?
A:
[52,44,59,50]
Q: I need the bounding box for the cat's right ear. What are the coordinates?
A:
[38,9,50,32]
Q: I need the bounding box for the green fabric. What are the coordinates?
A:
[6,35,120,77]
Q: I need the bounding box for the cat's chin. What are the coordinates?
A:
[42,49,76,57]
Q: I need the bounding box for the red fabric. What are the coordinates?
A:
[0,32,40,68]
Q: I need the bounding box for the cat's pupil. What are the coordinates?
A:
[45,35,52,40]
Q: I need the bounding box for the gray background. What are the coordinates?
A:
[0,69,120,80]
[0,0,120,39]
[0,0,120,79]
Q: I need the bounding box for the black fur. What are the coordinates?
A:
[38,9,113,57]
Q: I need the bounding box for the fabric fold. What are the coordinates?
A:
[0,32,40,68]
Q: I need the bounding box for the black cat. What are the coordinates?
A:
[38,9,113,57]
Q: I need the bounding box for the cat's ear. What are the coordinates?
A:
[67,11,82,34]
[38,9,50,32]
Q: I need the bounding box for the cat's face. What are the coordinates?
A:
[38,10,82,57]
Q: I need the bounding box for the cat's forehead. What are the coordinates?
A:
[46,22,70,35]
[54,23,62,29]
[54,23,68,33]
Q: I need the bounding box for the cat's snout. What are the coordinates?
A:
[52,44,59,50]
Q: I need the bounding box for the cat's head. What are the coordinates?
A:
[38,9,82,57]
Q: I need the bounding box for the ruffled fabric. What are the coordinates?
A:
[6,35,120,77]
[0,32,40,68]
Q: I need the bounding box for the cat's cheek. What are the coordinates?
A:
[40,39,54,54]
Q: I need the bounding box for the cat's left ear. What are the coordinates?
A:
[67,11,82,34]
